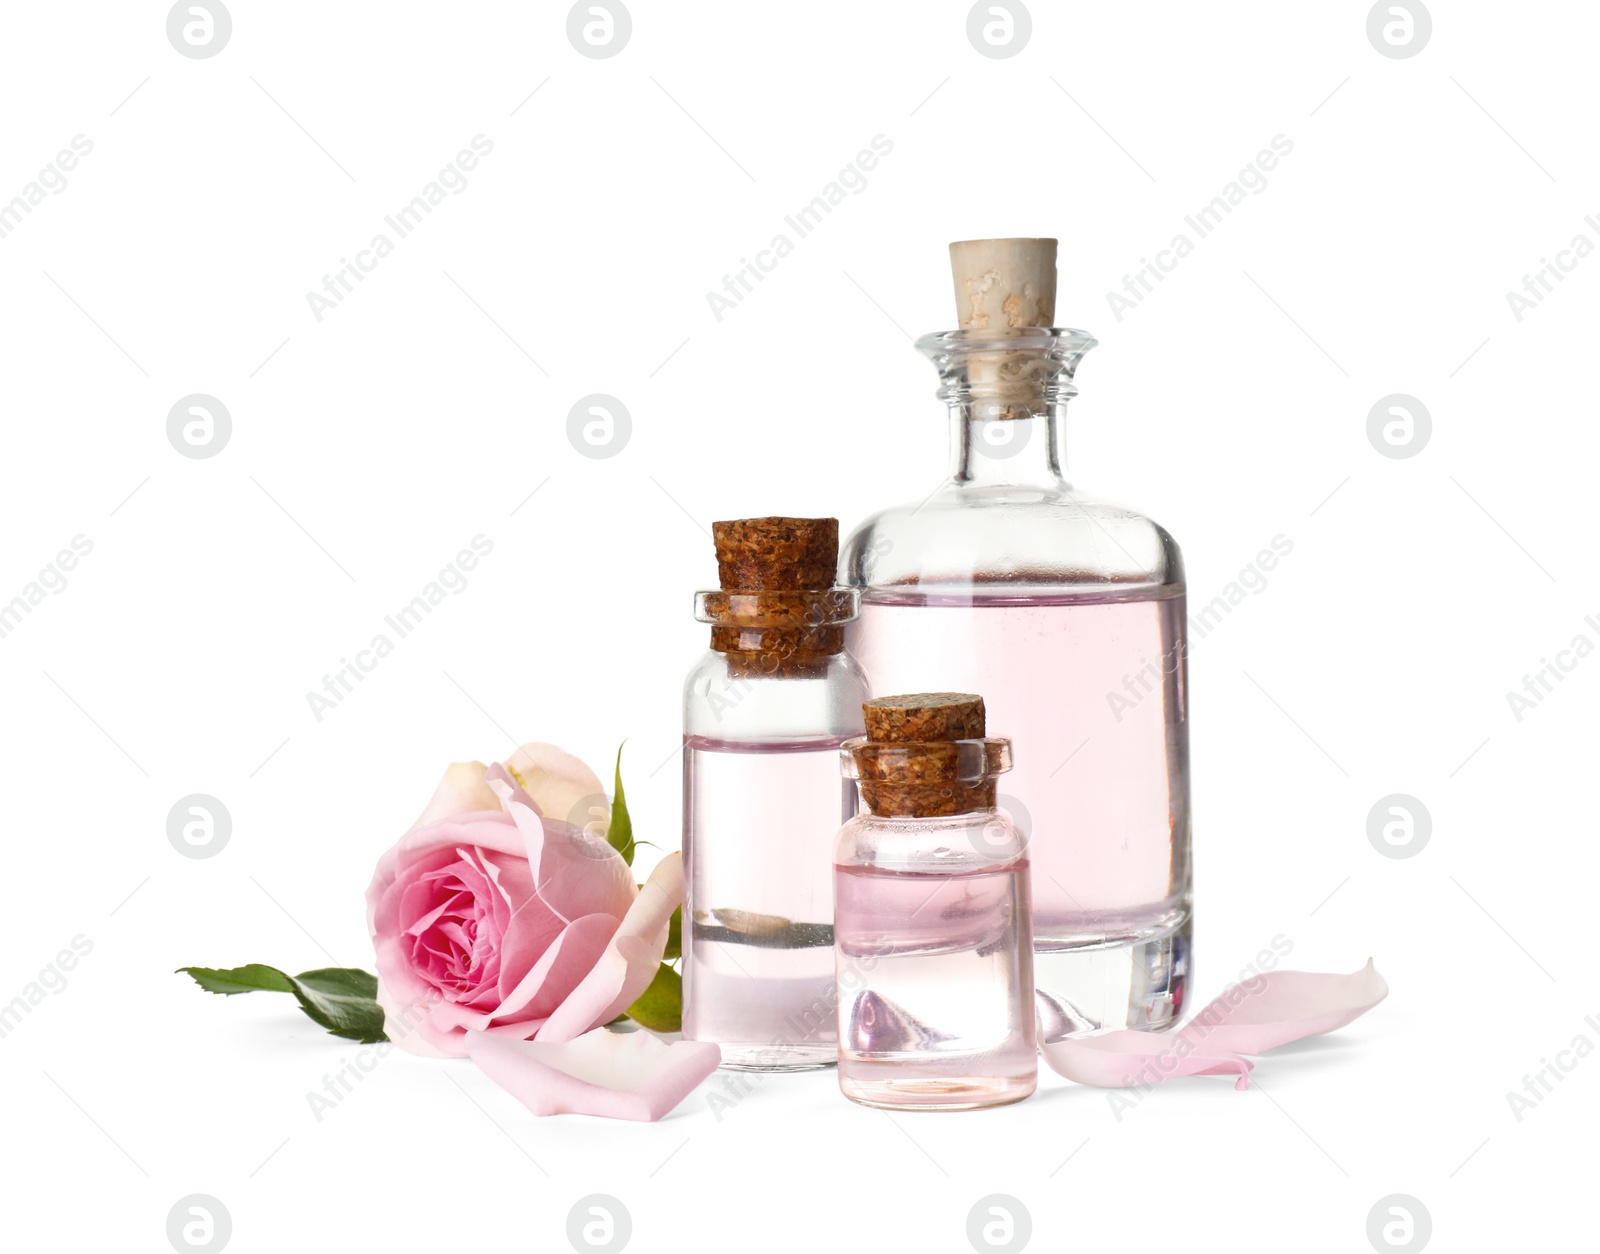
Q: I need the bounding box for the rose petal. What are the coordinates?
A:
[1039,961,1388,1090]
[493,892,569,997]
[535,852,683,1043]
[407,761,501,833]
[466,1027,721,1121]
[371,814,526,914]
[1038,1030,1254,1090]
[484,762,538,814]
[487,773,635,926]
[532,828,637,925]
[505,742,609,830]
[487,912,619,1027]
[1176,959,1389,1055]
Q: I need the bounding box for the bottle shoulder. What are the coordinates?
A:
[840,485,1185,596]
[834,808,1029,869]
[683,650,869,740]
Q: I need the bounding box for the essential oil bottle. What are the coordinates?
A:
[834,693,1035,1110]
[682,517,868,1069]
[840,239,1191,1036]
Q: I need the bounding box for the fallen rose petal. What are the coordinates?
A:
[466,1027,721,1121]
[1176,959,1389,1055]
[1040,1031,1253,1090]
[1039,961,1387,1090]
[407,761,501,833]
[536,852,683,1043]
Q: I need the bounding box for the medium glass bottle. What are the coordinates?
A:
[682,517,868,1069]
[840,239,1191,1036]
[834,693,1035,1110]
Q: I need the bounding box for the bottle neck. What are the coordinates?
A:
[844,736,1011,818]
[917,327,1095,492]
[948,400,1069,489]
[693,589,859,676]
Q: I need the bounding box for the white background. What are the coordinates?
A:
[2,2,1593,1251]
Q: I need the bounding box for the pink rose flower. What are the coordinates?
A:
[366,744,678,1059]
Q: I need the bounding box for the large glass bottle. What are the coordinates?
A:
[682,517,868,1069]
[840,239,1191,1035]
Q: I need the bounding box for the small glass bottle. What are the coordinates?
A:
[834,693,1036,1111]
[682,517,868,1070]
[841,239,1191,1037]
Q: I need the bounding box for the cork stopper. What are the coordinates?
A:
[700,517,849,676]
[850,693,1001,817]
[942,239,1061,421]
[949,239,1057,330]
[713,517,838,592]
[863,692,986,743]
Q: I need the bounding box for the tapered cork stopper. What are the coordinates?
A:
[713,517,838,592]
[863,693,986,743]
[949,238,1057,330]
[944,239,1061,421]
[854,693,997,817]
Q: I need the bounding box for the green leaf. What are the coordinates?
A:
[290,969,385,1042]
[624,963,681,1032]
[607,742,635,865]
[178,963,296,995]
[663,906,681,961]
[179,964,388,1044]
